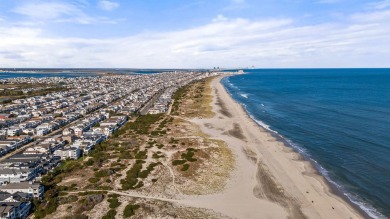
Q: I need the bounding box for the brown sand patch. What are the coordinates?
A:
[226,123,246,140]
[256,162,307,219]
[204,123,214,129]
[216,95,233,118]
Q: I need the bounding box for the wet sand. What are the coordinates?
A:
[180,76,363,219]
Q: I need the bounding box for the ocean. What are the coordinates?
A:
[222,69,390,219]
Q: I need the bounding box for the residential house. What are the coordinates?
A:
[54,147,80,160]
[0,182,43,199]
[6,128,20,137]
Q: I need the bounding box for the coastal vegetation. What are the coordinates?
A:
[35,77,234,218]
[123,203,140,217]
[172,77,214,118]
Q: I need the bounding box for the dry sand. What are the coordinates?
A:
[177,76,364,219]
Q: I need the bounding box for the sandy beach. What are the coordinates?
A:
[179,75,364,219]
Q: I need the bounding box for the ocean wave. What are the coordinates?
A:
[225,78,239,90]
[312,160,387,219]
[243,103,386,219]
[240,93,249,98]
[247,112,278,134]
[222,72,387,219]
[228,82,236,88]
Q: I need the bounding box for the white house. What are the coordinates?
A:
[23,147,48,155]
[0,182,44,199]
[54,147,80,160]
[73,127,83,137]
[6,128,21,137]
[36,128,49,136]
[0,169,35,185]
[62,128,74,136]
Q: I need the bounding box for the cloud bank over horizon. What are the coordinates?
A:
[0,0,389,68]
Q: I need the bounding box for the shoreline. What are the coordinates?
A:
[248,100,372,219]
[221,75,373,219]
[183,75,364,218]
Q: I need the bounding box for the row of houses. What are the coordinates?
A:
[0,71,213,218]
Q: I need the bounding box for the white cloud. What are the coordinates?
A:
[13,2,79,20]
[0,10,389,68]
[369,0,390,9]
[351,10,390,22]
[12,1,119,24]
[98,0,119,11]
[213,15,228,22]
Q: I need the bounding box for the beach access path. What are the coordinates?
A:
[182,76,363,219]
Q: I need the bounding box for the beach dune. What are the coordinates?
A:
[181,76,363,219]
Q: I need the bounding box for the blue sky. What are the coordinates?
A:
[0,0,389,68]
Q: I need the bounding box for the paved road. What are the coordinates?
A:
[139,89,165,115]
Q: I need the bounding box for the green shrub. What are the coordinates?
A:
[95,169,110,178]
[97,186,113,190]
[138,170,150,179]
[121,162,145,190]
[64,214,88,219]
[108,194,120,198]
[85,159,94,166]
[88,177,100,184]
[33,196,59,219]
[123,204,140,218]
[172,160,186,166]
[181,150,197,162]
[60,160,83,173]
[125,114,163,135]
[181,164,190,171]
[134,150,147,159]
[102,209,117,219]
[108,198,121,209]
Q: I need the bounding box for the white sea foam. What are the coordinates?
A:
[317,165,386,219]
[240,93,249,98]
[228,82,238,89]
[248,114,278,134]
[305,156,387,219]
[223,76,386,219]
[245,108,385,218]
